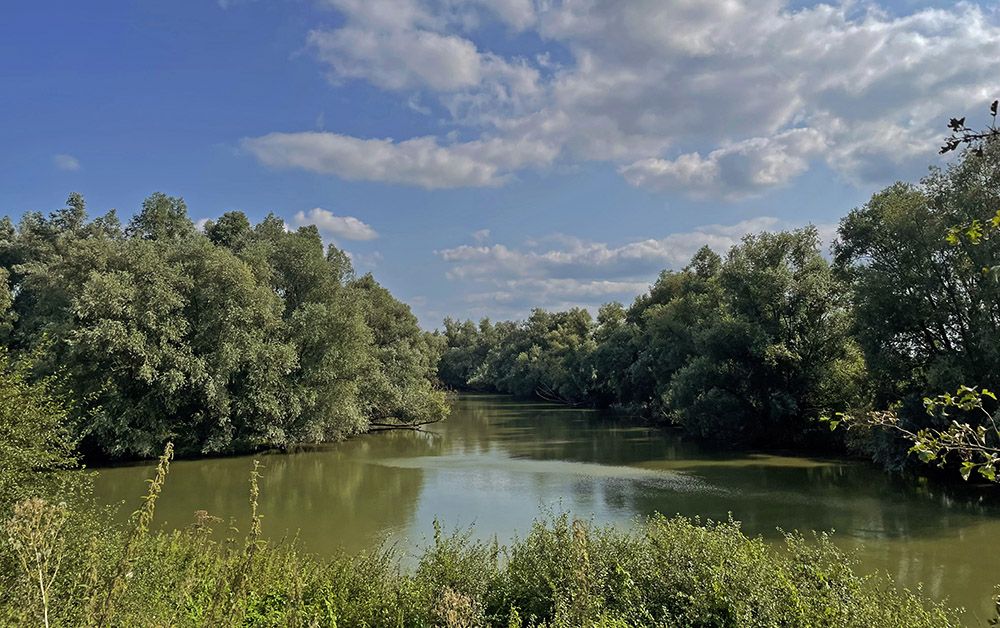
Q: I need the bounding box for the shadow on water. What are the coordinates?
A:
[94,393,1000,623]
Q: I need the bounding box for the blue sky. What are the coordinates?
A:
[2,0,998,326]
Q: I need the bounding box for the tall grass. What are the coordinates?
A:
[94,442,174,626]
[1,447,965,627]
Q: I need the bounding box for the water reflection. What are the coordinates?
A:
[93,394,1000,622]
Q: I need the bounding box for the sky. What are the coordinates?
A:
[2,0,999,327]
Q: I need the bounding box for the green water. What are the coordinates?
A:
[93,394,1000,622]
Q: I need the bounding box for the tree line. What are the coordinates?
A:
[0,193,447,460]
[439,142,1000,471]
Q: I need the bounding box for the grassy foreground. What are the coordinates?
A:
[1,454,960,628]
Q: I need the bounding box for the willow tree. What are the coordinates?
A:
[0,195,447,459]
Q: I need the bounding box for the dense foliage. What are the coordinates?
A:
[0,351,89,509]
[0,375,959,627]
[0,194,446,459]
[828,125,1000,481]
[441,229,864,448]
[440,145,999,464]
[832,142,1000,468]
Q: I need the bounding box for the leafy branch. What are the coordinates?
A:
[826,387,1000,482]
[940,99,999,155]
[945,209,1000,246]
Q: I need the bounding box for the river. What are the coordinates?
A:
[93,394,1000,623]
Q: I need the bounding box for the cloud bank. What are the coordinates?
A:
[242,0,1000,198]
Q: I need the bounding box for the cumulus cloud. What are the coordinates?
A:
[475,0,536,30]
[472,228,491,242]
[53,154,81,171]
[292,207,378,241]
[318,0,436,31]
[308,0,542,99]
[456,279,650,321]
[244,0,1000,196]
[619,129,827,199]
[242,131,556,188]
[308,27,484,92]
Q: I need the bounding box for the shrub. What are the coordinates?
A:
[1,504,961,627]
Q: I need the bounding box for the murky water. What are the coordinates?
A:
[93,394,1000,622]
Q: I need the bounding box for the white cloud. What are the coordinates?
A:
[475,0,536,30]
[308,27,484,92]
[472,228,491,242]
[407,95,432,115]
[318,0,436,31]
[350,250,384,268]
[458,278,650,321]
[530,1,1000,193]
[247,1,1000,196]
[438,217,782,281]
[292,207,378,241]
[619,129,827,199]
[53,154,81,171]
[439,216,838,315]
[217,0,261,8]
[242,131,556,189]
[307,0,542,100]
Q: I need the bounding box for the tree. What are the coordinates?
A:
[437,318,509,391]
[437,318,483,389]
[587,302,638,407]
[352,274,449,426]
[669,229,863,445]
[625,247,723,411]
[939,99,999,156]
[473,308,596,404]
[826,102,1000,479]
[0,351,86,513]
[829,386,1000,482]
[204,210,252,251]
[833,139,1000,468]
[125,192,195,241]
[0,193,448,459]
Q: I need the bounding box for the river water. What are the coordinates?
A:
[93,394,1000,622]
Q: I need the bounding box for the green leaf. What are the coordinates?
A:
[915,448,937,464]
[979,466,997,482]
[960,461,975,481]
